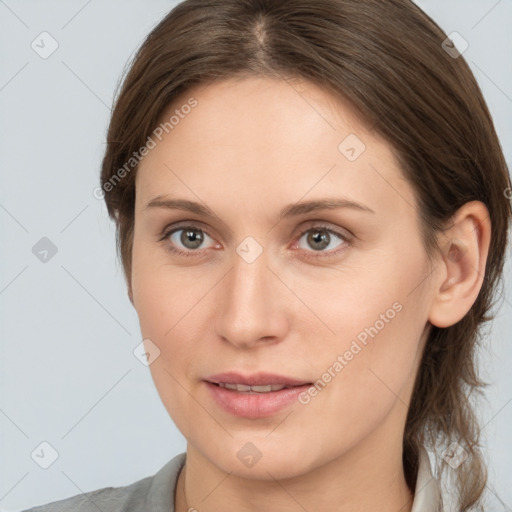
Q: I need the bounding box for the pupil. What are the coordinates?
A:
[182,229,203,249]
[308,230,329,250]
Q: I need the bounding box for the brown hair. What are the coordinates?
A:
[100,0,512,508]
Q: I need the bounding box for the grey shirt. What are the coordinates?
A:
[23,448,442,511]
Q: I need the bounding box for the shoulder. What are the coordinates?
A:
[21,452,187,512]
[21,482,149,512]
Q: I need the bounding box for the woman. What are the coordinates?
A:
[25,0,511,511]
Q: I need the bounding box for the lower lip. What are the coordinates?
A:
[204,381,312,418]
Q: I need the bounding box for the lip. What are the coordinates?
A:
[204,372,313,418]
[206,372,311,387]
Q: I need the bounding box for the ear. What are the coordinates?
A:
[428,201,491,328]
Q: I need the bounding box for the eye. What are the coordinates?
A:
[160,224,218,257]
[159,222,352,259]
[293,225,351,258]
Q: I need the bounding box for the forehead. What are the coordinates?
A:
[149,75,366,157]
[135,76,415,222]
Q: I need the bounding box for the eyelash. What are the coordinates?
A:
[158,223,352,260]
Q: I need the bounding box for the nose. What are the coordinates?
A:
[214,246,289,349]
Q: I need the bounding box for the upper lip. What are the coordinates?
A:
[205,372,311,387]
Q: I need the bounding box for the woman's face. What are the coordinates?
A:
[130,76,438,479]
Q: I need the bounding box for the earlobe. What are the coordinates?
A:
[428,201,491,328]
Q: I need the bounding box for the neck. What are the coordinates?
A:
[175,434,414,512]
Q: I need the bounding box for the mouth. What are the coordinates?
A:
[204,372,313,418]
[205,371,312,390]
[210,382,303,393]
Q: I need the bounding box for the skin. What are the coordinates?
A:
[128,76,491,512]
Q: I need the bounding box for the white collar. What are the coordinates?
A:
[411,447,443,512]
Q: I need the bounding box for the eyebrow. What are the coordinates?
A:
[145,196,375,221]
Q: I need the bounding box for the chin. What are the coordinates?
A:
[196,435,326,481]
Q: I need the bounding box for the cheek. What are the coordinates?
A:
[131,247,215,382]
[131,242,200,337]
[302,250,429,416]
[314,300,419,396]
[132,265,206,429]
[297,302,423,462]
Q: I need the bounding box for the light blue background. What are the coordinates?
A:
[1,1,510,510]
